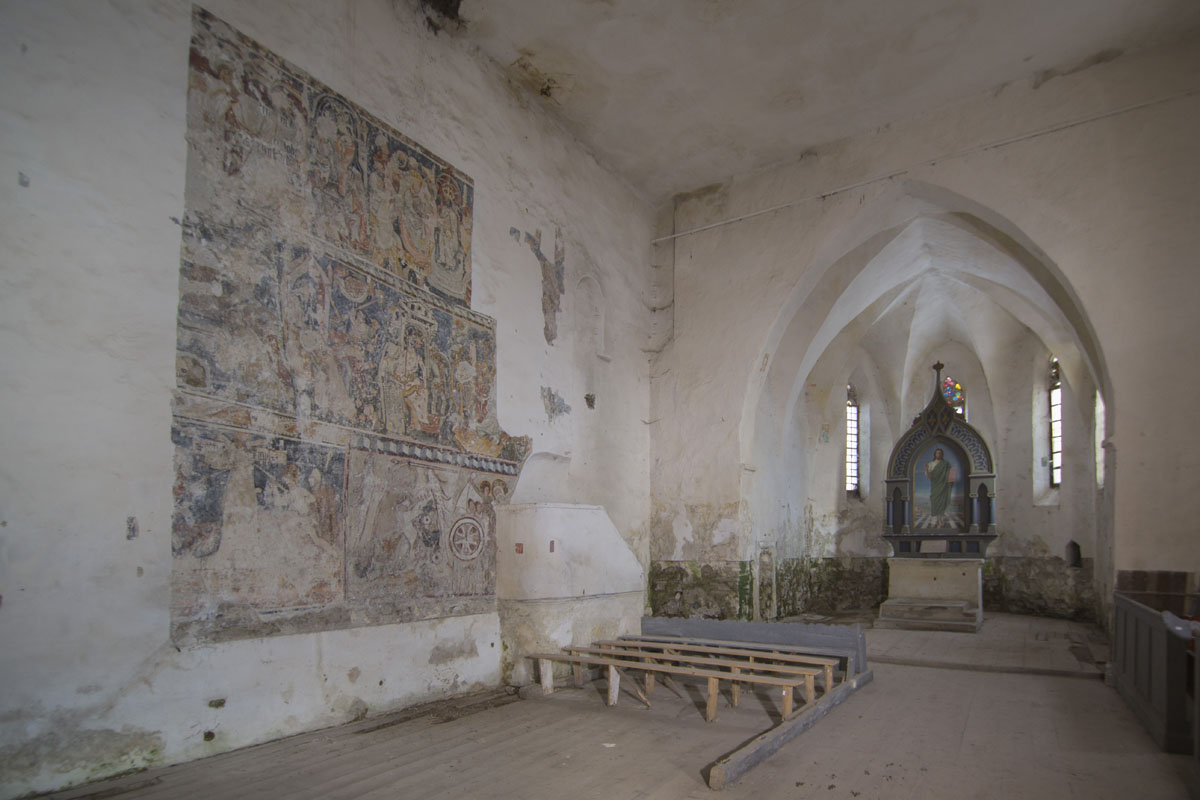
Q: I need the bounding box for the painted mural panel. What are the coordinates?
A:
[176,218,292,413]
[187,7,474,306]
[344,450,504,622]
[171,422,347,641]
[172,9,525,644]
[187,20,310,230]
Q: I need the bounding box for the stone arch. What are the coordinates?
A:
[738,179,1111,561]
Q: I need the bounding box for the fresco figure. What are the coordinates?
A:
[310,95,369,252]
[429,173,469,300]
[924,448,953,528]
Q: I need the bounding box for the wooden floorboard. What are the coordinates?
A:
[41,659,1191,800]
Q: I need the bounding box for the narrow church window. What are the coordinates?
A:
[845,384,859,493]
[1094,391,1106,489]
[1049,358,1063,487]
[942,376,965,416]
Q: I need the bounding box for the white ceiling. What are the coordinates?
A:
[455,0,1200,201]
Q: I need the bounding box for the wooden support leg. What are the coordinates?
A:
[781,685,793,719]
[606,664,620,707]
[803,675,814,705]
[539,659,554,696]
[572,662,584,689]
[730,668,741,707]
[705,677,719,722]
[823,665,833,693]
[618,668,652,708]
[661,674,685,699]
[644,671,656,696]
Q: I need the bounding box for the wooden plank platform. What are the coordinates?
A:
[640,617,868,675]
[599,638,839,690]
[618,634,851,674]
[528,651,812,721]
[566,644,824,708]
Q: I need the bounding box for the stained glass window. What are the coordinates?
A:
[942,376,965,415]
[845,384,859,493]
[1049,359,1062,487]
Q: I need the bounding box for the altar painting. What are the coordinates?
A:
[912,441,966,530]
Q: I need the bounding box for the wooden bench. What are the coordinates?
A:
[528,651,812,722]
[565,644,821,707]
[600,637,840,691]
[618,634,852,678]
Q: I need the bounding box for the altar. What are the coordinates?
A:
[877,363,998,632]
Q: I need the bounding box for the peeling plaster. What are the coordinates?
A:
[510,226,565,344]
[540,386,571,420]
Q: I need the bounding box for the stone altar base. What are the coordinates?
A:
[877,557,984,633]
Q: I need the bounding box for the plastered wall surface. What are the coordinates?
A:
[0,2,651,796]
[649,36,1200,611]
[496,504,644,600]
[495,504,643,684]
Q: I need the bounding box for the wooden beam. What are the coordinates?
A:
[707,669,874,791]
[617,667,652,708]
[705,676,719,722]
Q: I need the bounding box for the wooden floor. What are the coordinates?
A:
[43,655,1193,800]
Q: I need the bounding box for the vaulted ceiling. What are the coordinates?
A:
[451,0,1200,201]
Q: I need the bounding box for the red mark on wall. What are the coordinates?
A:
[515,543,523,554]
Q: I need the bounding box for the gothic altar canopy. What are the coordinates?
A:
[882,362,998,558]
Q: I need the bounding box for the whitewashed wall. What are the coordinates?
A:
[0,1,651,796]
[650,35,1200,595]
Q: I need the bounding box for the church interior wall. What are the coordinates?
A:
[648,33,1199,623]
[1,3,1197,797]
[0,2,652,796]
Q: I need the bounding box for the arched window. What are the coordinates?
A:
[845,384,859,493]
[1049,358,1063,487]
[942,375,965,416]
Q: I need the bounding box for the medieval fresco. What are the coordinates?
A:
[344,450,505,623]
[171,423,346,624]
[186,8,474,305]
[171,9,526,644]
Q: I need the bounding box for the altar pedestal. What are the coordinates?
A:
[877,558,984,633]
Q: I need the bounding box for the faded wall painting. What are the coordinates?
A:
[172,9,526,644]
[912,441,966,530]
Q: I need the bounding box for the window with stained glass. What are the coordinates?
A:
[845,384,859,493]
[942,376,965,416]
[1049,359,1063,487]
